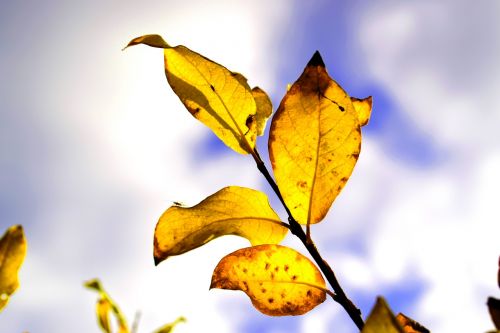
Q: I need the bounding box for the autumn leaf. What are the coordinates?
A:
[268,51,369,225]
[396,313,430,333]
[0,225,27,312]
[84,279,129,333]
[362,297,404,333]
[211,244,326,316]
[251,87,273,136]
[153,316,186,333]
[125,34,271,155]
[154,186,287,265]
[351,96,373,127]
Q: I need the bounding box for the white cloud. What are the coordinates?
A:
[351,1,500,332]
[0,0,293,332]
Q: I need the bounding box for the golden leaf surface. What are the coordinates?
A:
[251,87,273,136]
[0,225,27,312]
[154,186,287,265]
[210,244,326,316]
[125,34,271,155]
[362,297,404,333]
[351,96,373,127]
[153,316,186,333]
[269,51,366,225]
[84,279,129,333]
[396,313,430,333]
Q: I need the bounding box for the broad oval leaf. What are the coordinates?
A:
[154,186,288,265]
[210,244,326,316]
[269,51,364,225]
[0,225,27,312]
[126,35,272,155]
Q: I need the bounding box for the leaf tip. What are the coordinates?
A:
[154,255,162,266]
[307,51,325,68]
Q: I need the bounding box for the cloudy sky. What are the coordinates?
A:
[1,0,499,332]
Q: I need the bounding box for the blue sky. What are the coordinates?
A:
[1,0,499,332]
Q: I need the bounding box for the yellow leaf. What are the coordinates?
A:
[96,298,112,333]
[84,279,129,333]
[210,244,326,316]
[362,297,404,333]
[0,225,27,312]
[251,87,273,136]
[351,96,373,127]
[396,313,430,333]
[154,186,287,265]
[269,51,363,225]
[153,316,186,333]
[125,34,268,155]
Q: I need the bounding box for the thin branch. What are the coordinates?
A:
[251,147,365,331]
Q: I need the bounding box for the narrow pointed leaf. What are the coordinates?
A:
[126,34,265,154]
[269,51,364,225]
[210,244,326,316]
[84,279,129,333]
[153,316,187,333]
[362,297,404,333]
[154,186,287,265]
[351,96,373,127]
[0,225,27,312]
[96,298,112,333]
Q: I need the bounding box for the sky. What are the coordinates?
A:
[1,0,499,332]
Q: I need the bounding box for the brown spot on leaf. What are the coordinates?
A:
[297,180,307,189]
[246,114,255,128]
[340,177,348,183]
[274,266,279,272]
[210,84,215,92]
[265,263,270,270]
[261,288,267,293]
[284,265,289,272]
[243,268,248,273]
[270,272,275,280]
[306,290,312,297]
[268,298,274,304]
[292,275,297,281]
[351,153,359,159]
[281,292,286,299]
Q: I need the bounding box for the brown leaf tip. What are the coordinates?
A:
[307,51,325,68]
[154,255,162,266]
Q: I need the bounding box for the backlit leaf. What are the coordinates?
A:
[210,244,326,316]
[153,316,186,333]
[125,34,265,155]
[154,186,287,265]
[96,298,112,333]
[84,279,129,333]
[396,313,430,333]
[269,51,364,225]
[362,297,404,333]
[351,96,373,127]
[0,225,27,312]
[251,87,273,136]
